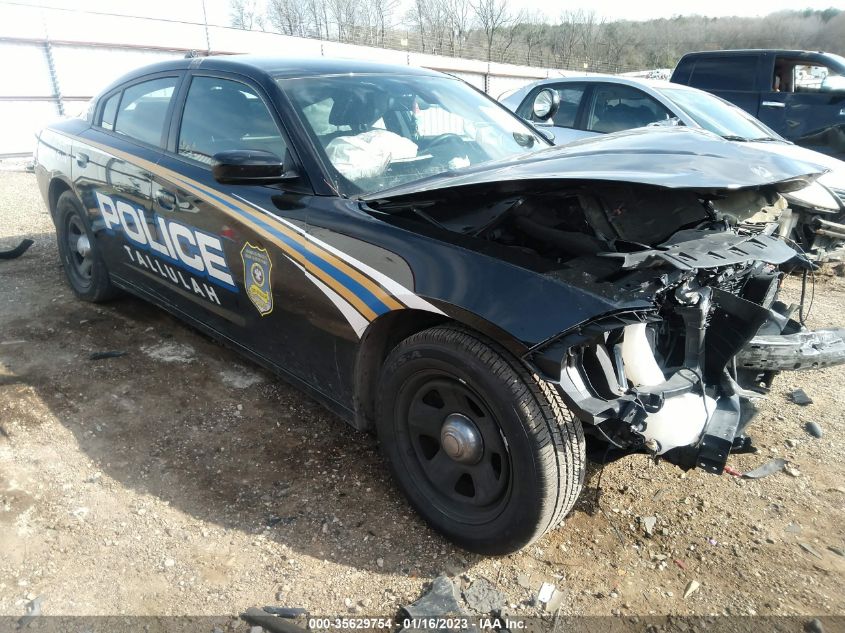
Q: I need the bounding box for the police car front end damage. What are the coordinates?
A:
[367,161,830,476]
[518,229,801,474]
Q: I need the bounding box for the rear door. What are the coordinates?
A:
[516,82,591,144]
[74,73,182,293]
[769,55,845,159]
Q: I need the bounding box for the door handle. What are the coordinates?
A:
[75,152,89,167]
[761,101,785,108]
[156,189,177,210]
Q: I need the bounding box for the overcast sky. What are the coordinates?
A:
[11,0,845,25]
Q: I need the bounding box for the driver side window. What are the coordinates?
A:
[178,76,286,165]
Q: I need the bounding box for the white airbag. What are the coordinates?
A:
[325,130,418,181]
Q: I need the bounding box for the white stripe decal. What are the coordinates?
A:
[285,255,370,338]
[232,195,445,315]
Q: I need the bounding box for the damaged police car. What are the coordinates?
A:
[34,56,845,554]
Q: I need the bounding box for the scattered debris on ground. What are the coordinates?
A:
[743,458,787,479]
[790,388,814,406]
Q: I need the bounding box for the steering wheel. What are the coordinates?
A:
[423,133,466,152]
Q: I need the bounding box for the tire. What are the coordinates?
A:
[55,190,117,302]
[375,324,585,554]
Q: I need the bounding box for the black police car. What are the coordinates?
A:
[33,55,838,554]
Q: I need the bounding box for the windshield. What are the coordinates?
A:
[660,87,780,141]
[277,74,545,196]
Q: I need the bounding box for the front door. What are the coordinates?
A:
[768,56,845,159]
[151,73,344,389]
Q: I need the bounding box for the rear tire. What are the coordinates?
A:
[55,190,118,303]
[375,325,585,554]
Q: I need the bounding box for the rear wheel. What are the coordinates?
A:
[375,325,585,554]
[55,190,117,302]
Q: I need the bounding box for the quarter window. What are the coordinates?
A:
[689,56,757,91]
[100,93,119,131]
[113,77,178,146]
[178,76,286,165]
[586,84,672,134]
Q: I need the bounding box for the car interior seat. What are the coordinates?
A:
[326,88,389,138]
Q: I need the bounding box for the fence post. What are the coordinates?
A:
[43,38,64,117]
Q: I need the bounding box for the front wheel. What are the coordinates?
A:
[375,325,585,554]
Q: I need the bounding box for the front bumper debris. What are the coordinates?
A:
[737,328,845,371]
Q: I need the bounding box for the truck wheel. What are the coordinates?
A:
[55,191,117,302]
[376,325,585,554]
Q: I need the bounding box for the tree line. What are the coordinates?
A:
[229,0,844,73]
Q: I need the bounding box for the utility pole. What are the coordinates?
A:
[200,0,211,53]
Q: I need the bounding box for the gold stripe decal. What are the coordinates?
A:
[70,134,445,332]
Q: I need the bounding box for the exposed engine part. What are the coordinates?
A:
[712,189,786,225]
[620,323,715,454]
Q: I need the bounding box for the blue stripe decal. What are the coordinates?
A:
[176,178,391,317]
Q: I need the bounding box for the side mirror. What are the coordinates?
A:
[532,88,560,122]
[211,149,287,185]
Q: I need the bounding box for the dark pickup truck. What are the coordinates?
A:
[671,49,845,160]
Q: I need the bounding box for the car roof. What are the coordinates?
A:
[679,49,834,57]
[99,55,443,95]
[523,74,684,91]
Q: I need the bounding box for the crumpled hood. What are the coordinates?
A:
[745,139,845,209]
[363,127,828,203]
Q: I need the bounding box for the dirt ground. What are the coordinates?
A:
[1,167,844,622]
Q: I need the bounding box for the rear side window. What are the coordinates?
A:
[586,84,672,133]
[113,77,178,147]
[99,93,119,131]
[689,56,758,91]
[177,76,286,165]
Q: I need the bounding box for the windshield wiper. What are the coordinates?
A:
[721,134,782,143]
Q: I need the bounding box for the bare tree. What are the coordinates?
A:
[326,0,361,42]
[444,0,473,55]
[267,0,309,36]
[471,0,514,62]
[494,9,524,63]
[230,0,265,30]
[306,0,331,39]
[513,11,546,65]
[365,0,399,46]
[231,2,845,77]
[406,0,450,54]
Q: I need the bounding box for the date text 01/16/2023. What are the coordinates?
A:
[306,618,528,630]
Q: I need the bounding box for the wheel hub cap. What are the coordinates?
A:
[76,235,91,258]
[440,413,483,464]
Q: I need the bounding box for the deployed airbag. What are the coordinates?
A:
[326,130,418,181]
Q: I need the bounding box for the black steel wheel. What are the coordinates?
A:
[376,325,585,554]
[55,190,117,302]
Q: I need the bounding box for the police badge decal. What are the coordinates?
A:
[241,243,273,316]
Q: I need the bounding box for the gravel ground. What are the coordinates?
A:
[0,169,843,622]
